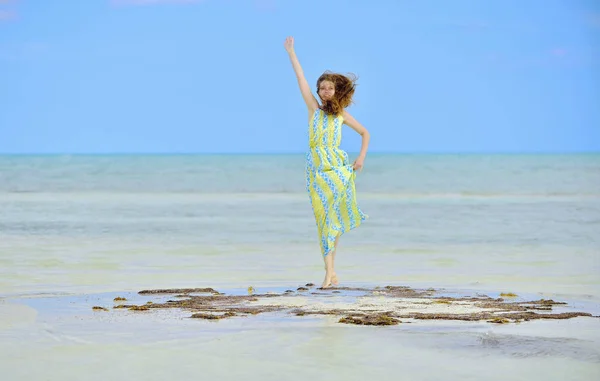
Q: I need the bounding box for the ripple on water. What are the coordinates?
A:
[473,332,600,362]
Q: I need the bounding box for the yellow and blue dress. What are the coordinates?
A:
[305,108,367,257]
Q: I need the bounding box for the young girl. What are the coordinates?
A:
[284,36,370,289]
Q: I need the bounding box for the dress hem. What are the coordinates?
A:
[321,214,368,257]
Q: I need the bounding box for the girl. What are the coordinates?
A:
[284,36,370,289]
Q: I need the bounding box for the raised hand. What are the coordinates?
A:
[284,36,319,111]
[284,36,295,53]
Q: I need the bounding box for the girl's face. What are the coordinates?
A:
[318,80,335,101]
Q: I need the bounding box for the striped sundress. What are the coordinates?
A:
[305,108,367,257]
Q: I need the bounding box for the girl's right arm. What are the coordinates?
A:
[284,36,319,116]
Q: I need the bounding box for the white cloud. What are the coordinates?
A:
[550,48,567,57]
[0,9,15,21]
[587,12,600,28]
[254,0,276,12]
[111,0,204,5]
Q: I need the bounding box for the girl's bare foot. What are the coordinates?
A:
[321,272,333,288]
[331,273,339,286]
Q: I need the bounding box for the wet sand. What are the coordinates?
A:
[82,284,599,326]
[2,284,600,381]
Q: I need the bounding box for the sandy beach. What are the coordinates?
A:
[1,282,600,381]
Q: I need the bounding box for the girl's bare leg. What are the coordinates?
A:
[323,235,341,287]
[321,253,334,288]
[331,235,340,285]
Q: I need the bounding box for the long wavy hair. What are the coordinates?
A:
[317,71,357,116]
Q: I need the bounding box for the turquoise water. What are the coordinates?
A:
[1,153,598,195]
[0,153,598,297]
[1,154,599,380]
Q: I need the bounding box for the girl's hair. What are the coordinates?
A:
[317,71,357,116]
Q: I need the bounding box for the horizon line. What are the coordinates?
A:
[0,151,599,156]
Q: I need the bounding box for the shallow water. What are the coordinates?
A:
[1,154,599,380]
[1,290,599,381]
[1,191,598,301]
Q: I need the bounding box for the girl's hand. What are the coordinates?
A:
[284,36,295,53]
[353,156,365,172]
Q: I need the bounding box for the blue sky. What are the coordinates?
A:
[0,0,598,154]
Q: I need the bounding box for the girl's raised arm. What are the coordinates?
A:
[284,36,319,115]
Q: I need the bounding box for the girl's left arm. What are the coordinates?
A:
[343,110,370,171]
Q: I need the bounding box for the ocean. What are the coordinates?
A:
[1,153,599,380]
